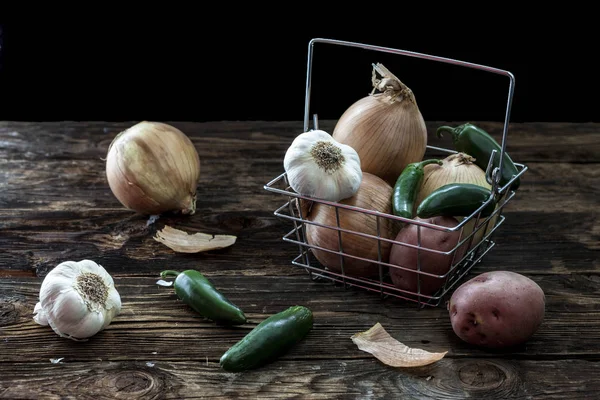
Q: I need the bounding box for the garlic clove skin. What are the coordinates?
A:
[33,302,48,326]
[52,307,107,341]
[284,130,363,202]
[33,260,122,341]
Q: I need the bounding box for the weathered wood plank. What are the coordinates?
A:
[1,121,598,165]
[0,359,599,400]
[1,157,597,213]
[0,120,598,399]
[1,274,599,365]
[1,209,596,276]
[0,208,295,276]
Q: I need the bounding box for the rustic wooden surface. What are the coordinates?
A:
[0,120,598,399]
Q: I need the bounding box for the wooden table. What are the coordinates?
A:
[1,120,598,399]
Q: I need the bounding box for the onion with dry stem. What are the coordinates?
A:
[414,152,497,248]
[105,121,201,216]
[304,172,400,279]
[333,63,428,186]
[415,152,491,208]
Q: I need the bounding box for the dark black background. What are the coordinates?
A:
[0,18,595,123]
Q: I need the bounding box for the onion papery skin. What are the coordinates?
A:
[332,91,428,186]
[415,152,491,210]
[106,121,201,216]
[414,152,496,248]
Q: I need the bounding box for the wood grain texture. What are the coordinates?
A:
[1,121,598,277]
[0,121,599,399]
[1,359,599,400]
[1,274,600,364]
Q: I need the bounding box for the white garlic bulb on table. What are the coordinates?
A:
[33,260,122,341]
[283,130,362,202]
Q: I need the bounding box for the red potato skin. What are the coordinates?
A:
[389,216,467,296]
[448,271,546,348]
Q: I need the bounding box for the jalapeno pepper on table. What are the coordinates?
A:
[392,159,442,219]
[416,183,496,219]
[220,305,313,372]
[158,269,247,325]
[436,123,521,190]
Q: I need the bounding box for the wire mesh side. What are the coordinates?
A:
[268,171,512,307]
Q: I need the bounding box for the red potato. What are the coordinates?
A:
[449,271,546,348]
[389,216,467,296]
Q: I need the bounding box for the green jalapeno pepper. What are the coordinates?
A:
[437,123,521,190]
[159,269,246,325]
[392,159,442,219]
[416,183,496,218]
[220,305,313,372]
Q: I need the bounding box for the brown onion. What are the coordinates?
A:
[304,172,401,279]
[415,152,491,209]
[105,121,201,215]
[415,152,496,247]
[332,63,428,186]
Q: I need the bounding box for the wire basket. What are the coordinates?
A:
[264,38,528,307]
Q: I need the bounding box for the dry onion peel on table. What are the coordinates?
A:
[351,322,447,367]
[153,225,237,253]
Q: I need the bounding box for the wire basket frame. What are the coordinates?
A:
[264,38,529,307]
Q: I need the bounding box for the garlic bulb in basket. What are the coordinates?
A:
[33,260,122,341]
[284,129,362,202]
[105,121,201,216]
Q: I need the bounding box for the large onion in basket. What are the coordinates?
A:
[332,64,428,186]
[304,172,400,279]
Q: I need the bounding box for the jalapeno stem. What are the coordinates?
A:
[160,270,181,278]
[436,125,459,140]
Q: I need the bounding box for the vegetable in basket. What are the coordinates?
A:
[389,216,467,296]
[413,152,497,250]
[332,63,428,186]
[392,159,442,220]
[414,153,491,209]
[157,270,246,325]
[416,183,496,219]
[436,123,521,190]
[305,172,399,279]
[283,129,362,202]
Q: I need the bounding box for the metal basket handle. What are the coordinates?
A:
[303,37,518,194]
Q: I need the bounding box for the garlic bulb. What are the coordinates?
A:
[332,63,428,186]
[283,129,362,202]
[105,121,201,216]
[33,260,122,341]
